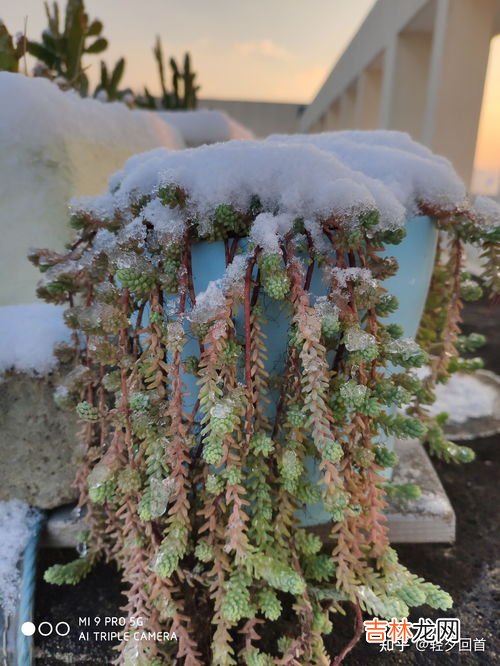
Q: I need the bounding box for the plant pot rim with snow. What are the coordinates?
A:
[30,133,500,665]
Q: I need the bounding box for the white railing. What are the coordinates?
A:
[299,0,500,186]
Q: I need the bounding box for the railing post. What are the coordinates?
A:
[422,0,497,185]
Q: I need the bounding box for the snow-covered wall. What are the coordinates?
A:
[0,73,184,305]
[158,109,253,146]
[0,303,71,375]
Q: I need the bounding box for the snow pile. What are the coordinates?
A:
[190,255,250,325]
[0,73,184,153]
[303,218,331,253]
[65,133,500,295]
[250,212,292,254]
[0,303,71,375]
[428,372,497,424]
[104,140,406,232]
[190,281,228,325]
[473,195,500,230]
[416,492,450,515]
[0,73,184,305]
[0,500,39,615]
[330,267,372,288]
[266,131,467,215]
[159,109,253,146]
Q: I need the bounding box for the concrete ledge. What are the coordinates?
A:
[0,371,80,509]
[42,439,455,548]
[386,437,455,543]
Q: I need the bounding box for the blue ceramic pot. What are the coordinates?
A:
[171,216,437,526]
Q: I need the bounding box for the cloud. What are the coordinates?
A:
[234,39,293,62]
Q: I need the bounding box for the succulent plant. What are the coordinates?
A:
[35,142,498,665]
[0,21,26,72]
[137,36,199,110]
[26,0,108,95]
[94,57,132,102]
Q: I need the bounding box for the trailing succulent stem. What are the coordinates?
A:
[34,157,497,664]
[416,210,499,463]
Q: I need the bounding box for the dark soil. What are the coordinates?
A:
[34,553,125,665]
[34,298,500,665]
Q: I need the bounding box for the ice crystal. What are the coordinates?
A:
[344,326,377,352]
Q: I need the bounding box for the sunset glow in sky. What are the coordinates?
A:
[474,35,500,172]
[3,0,499,175]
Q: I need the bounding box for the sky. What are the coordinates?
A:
[3,0,376,102]
[2,0,499,177]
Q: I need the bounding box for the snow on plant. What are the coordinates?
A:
[30,137,500,665]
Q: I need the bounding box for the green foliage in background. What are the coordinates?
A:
[137,37,199,109]
[0,22,26,72]
[94,57,130,102]
[0,0,199,108]
[26,0,108,95]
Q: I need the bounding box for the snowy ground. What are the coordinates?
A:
[428,372,497,424]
